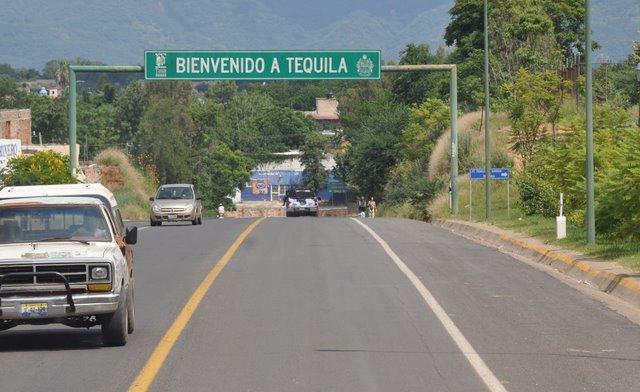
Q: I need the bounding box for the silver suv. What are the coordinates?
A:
[149,184,203,226]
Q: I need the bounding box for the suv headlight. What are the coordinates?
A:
[90,266,109,280]
[152,204,161,213]
[185,204,194,211]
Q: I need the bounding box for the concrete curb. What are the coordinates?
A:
[432,219,640,309]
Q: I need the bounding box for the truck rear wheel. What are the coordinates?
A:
[101,289,128,346]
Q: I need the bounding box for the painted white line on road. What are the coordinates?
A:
[351,218,508,392]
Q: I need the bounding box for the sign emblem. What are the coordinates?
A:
[356,54,374,77]
[155,52,167,78]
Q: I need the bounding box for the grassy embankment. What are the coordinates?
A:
[427,110,640,271]
[94,148,156,220]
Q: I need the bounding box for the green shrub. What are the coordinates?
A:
[383,159,443,222]
[491,149,513,168]
[516,104,638,238]
[515,167,557,217]
[596,127,640,239]
[0,151,76,186]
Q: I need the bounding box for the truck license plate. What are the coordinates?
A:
[167,214,177,220]
[21,303,48,317]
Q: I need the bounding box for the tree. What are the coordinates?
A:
[0,76,20,108]
[77,101,118,158]
[391,43,448,105]
[97,75,116,103]
[194,143,252,210]
[1,151,76,186]
[219,91,315,159]
[53,60,70,90]
[135,98,193,183]
[337,92,409,199]
[502,69,570,164]
[114,81,148,143]
[300,132,328,193]
[400,98,450,161]
[190,99,225,148]
[205,81,237,103]
[24,93,68,142]
[444,0,585,106]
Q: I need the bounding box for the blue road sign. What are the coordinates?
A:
[490,168,510,180]
[470,168,509,180]
[470,168,486,180]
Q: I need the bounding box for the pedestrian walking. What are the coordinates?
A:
[368,197,377,218]
[217,203,225,219]
[357,196,366,218]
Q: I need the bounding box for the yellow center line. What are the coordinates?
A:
[128,217,265,392]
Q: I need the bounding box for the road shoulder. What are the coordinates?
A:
[432,218,640,311]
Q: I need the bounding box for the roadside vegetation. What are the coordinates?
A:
[0,150,76,186]
[94,149,157,220]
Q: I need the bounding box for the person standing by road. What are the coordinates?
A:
[368,197,377,218]
[357,196,366,218]
[218,203,225,219]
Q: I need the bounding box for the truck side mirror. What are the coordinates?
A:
[125,227,138,245]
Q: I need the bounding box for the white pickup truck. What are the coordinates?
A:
[0,184,137,346]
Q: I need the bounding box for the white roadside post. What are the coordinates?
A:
[557,193,566,239]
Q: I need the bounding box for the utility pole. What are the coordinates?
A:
[585,0,596,244]
[484,0,491,220]
[635,62,640,127]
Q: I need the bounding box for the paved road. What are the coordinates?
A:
[1,217,639,391]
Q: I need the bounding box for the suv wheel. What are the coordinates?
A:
[101,289,128,346]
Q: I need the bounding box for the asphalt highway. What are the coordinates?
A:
[1,217,639,391]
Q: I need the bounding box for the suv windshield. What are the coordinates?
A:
[156,186,193,200]
[0,205,112,244]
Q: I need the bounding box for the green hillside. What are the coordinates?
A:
[2,0,637,69]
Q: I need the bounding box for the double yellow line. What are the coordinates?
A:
[129,218,264,392]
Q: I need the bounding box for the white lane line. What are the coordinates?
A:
[351,218,508,392]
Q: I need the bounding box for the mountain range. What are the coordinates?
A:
[2,0,638,69]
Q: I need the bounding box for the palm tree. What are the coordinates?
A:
[53,60,70,90]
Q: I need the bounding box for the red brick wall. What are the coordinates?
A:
[0,109,32,145]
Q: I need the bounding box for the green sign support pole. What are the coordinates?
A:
[67,65,144,174]
[68,68,77,174]
[381,64,459,215]
[585,0,596,243]
[483,0,492,220]
[450,67,459,216]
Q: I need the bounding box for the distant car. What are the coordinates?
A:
[149,184,203,226]
[285,189,319,217]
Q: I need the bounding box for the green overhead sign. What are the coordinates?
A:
[144,50,381,80]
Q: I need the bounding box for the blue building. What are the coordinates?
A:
[240,153,347,204]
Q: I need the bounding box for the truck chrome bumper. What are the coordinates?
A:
[0,292,119,319]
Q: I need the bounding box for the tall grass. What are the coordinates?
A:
[94,148,156,220]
